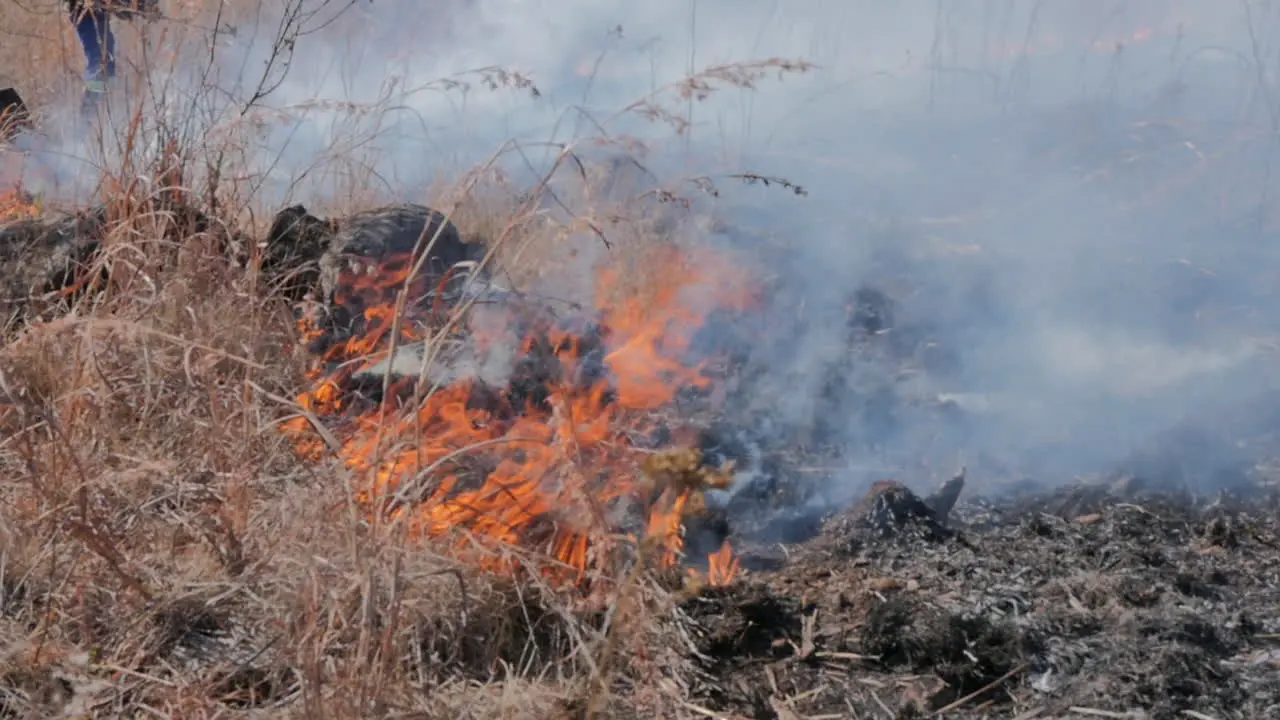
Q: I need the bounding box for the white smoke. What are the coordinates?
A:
[23,0,1280,495]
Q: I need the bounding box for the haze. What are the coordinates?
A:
[82,0,1280,497]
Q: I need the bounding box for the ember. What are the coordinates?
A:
[283,242,759,588]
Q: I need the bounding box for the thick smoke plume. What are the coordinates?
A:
[226,0,1280,500]
[39,0,1280,501]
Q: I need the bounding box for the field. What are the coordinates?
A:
[3,2,1280,719]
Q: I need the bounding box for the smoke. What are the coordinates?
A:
[245,0,1280,497]
[35,0,1280,498]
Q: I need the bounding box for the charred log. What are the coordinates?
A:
[0,206,108,331]
[0,198,244,333]
[846,285,894,335]
[924,468,966,524]
[322,204,481,302]
[261,204,335,301]
[0,200,236,334]
[820,480,956,553]
[261,203,489,307]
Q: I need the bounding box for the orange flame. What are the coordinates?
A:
[707,540,741,587]
[0,188,39,223]
[284,245,758,588]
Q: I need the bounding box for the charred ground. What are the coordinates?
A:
[679,479,1280,719]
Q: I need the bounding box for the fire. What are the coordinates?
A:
[283,244,756,589]
[707,540,740,587]
[0,187,39,222]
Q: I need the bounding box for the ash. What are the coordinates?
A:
[681,483,1280,719]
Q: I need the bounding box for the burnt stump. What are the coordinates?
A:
[0,206,108,330]
[261,203,487,305]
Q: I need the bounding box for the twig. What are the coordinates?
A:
[1069,708,1137,719]
[252,383,342,453]
[425,567,470,627]
[93,663,178,687]
[797,608,817,659]
[769,696,803,720]
[813,651,876,661]
[680,701,747,719]
[931,663,1027,716]
[868,688,894,719]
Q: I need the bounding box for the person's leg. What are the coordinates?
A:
[69,3,115,119]
[72,6,116,84]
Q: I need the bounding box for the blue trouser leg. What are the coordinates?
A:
[71,6,116,84]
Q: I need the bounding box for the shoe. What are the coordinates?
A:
[80,80,108,125]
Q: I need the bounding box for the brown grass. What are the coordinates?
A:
[0,2,811,717]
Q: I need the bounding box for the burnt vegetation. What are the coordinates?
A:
[3,13,1280,720]
[3,169,1279,718]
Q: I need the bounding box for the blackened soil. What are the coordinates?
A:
[682,489,1280,719]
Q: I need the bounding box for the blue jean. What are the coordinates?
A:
[70,4,116,83]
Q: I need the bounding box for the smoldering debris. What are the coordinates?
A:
[0,199,488,343]
[682,483,1280,719]
[261,202,490,306]
[0,204,108,332]
[0,198,235,334]
[673,252,1280,717]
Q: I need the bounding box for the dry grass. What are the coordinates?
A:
[0,2,814,717]
[0,199,708,719]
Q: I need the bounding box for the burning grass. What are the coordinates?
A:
[4,6,1280,714]
[281,243,759,589]
[0,186,39,223]
[0,11,825,710]
[3,156,1280,718]
[0,198,693,717]
[0,151,785,716]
